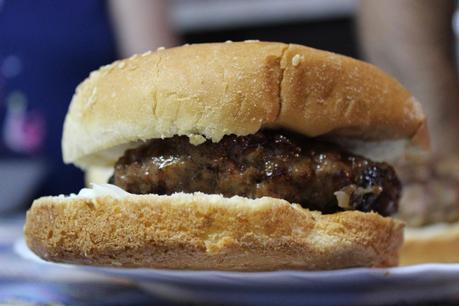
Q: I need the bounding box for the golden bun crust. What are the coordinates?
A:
[62,41,426,168]
[400,222,459,265]
[25,193,403,271]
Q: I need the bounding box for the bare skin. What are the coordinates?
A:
[358,1,459,226]
[108,0,179,57]
[357,0,459,154]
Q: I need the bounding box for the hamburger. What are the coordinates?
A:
[24,41,427,271]
[397,156,459,265]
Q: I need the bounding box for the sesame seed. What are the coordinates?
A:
[292,54,304,66]
[129,54,139,61]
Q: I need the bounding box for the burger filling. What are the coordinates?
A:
[111,130,401,216]
[396,157,459,226]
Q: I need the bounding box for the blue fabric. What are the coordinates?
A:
[0,0,117,195]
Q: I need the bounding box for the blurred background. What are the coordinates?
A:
[0,0,458,214]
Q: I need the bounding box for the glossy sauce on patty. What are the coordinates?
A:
[112,130,401,216]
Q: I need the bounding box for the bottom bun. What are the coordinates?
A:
[400,222,459,265]
[25,192,403,271]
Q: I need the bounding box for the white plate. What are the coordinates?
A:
[15,239,459,306]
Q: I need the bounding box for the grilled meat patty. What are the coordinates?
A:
[112,130,401,216]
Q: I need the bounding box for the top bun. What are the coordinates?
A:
[63,41,427,169]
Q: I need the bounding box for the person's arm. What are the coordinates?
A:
[357,0,459,153]
[108,0,179,58]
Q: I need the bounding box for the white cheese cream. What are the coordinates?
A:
[63,184,131,199]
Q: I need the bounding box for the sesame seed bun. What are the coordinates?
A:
[62,41,427,169]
